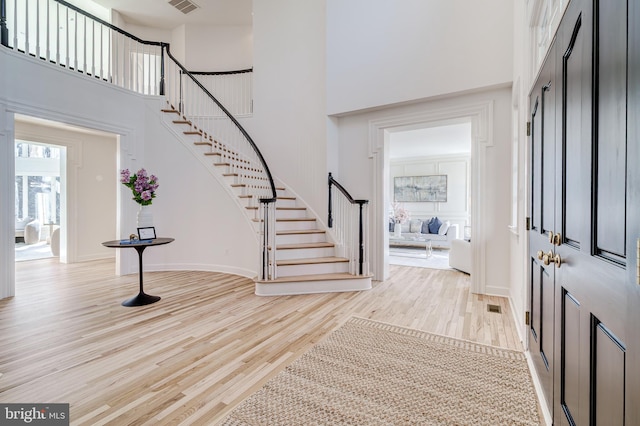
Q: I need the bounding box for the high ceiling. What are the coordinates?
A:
[87,0,252,29]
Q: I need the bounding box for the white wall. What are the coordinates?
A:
[140,98,258,276]
[326,0,514,115]
[335,87,512,295]
[248,0,328,219]
[185,25,253,71]
[390,154,470,231]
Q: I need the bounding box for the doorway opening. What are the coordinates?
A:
[14,140,64,262]
[387,120,472,271]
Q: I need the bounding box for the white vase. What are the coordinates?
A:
[137,205,154,228]
[394,223,402,238]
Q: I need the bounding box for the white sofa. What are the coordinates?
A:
[449,239,472,274]
[389,218,459,249]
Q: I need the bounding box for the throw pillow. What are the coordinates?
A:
[410,219,422,233]
[428,217,442,234]
[421,218,432,234]
[438,220,451,236]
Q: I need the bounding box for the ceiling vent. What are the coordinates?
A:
[168,0,199,15]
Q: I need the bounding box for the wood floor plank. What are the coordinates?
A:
[0,259,524,425]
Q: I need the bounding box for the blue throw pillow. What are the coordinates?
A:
[428,217,442,234]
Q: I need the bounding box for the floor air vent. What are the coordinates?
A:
[487,304,502,314]
[168,0,199,14]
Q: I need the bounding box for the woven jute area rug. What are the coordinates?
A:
[220,317,541,425]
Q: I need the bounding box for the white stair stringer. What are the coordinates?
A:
[161,105,372,296]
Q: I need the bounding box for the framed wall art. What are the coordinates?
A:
[394,175,447,202]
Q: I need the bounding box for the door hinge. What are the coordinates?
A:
[526,121,531,136]
[636,238,639,285]
[525,217,531,231]
[525,311,530,326]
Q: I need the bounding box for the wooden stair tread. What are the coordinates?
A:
[277,229,325,235]
[255,272,372,284]
[276,242,334,250]
[277,256,348,266]
[161,109,180,114]
[245,206,305,211]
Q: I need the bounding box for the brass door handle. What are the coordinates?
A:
[537,250,544,260]
[543,251,562,268]
[548,231,562,246]
[553,254,562,267]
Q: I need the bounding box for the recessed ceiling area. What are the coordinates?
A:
[389,122,472,160]
[82,0,252,29]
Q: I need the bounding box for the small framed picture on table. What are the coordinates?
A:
[137,226,156,240]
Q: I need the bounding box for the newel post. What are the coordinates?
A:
[328,173,333,228]
[159,44,166,96]
[356,200,368,275]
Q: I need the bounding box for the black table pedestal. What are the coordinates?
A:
[102,238,174,307]
[122,292,161,307]
[121,244,161,306]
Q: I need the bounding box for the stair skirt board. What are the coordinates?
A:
[254,274,373,296]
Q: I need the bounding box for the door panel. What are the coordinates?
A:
[593,320,626,425]
[560,290,580,426]
[561,13,583,249]
[595,0,628,262]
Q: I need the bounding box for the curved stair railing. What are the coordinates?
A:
[328,173,369,275]
[161,47,277,279]
[1,0,278,280]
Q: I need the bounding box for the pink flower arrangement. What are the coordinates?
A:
[120,168,159,206]
[391,202,410,224]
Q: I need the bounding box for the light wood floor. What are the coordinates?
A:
[1,259,522,425]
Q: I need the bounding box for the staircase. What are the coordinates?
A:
[161,106,372,296]
[0,0,371,296]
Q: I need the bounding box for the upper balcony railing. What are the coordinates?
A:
[0,0,253,111]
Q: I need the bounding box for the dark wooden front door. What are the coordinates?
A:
[529,0,640,424]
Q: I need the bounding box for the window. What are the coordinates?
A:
[15,141,61,226]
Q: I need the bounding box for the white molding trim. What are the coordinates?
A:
[0,105,15,299]
[368,101,493,294]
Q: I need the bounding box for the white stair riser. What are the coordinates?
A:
[275,209,308,219]
[276,220,317,231]
[275,246,335,260]
[276,232,327,244]
[276,261,349,277]
[255,277,372,296]
[275,199,297,208]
